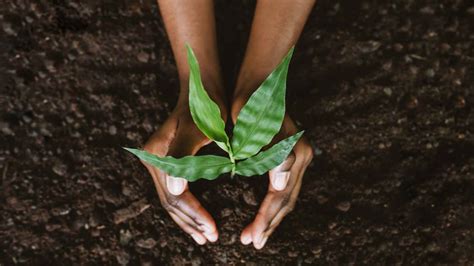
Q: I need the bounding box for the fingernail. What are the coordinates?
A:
[241,234,252,245]
[190,233,206,245]
[271,171,290,191]
[203,231,218,242]
[255,236,268,249]
[166,176,186,195]
[253,234,264,248]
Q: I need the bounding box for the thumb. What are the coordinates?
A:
[164,117,207,196]
[269,152,296,191]
[166,175,188,196]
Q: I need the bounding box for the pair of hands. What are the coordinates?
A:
[142,99,313,249]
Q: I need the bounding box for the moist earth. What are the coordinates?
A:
[1,0,473,264]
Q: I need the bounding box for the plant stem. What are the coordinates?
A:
[227,141,236,178]
[230,164,236,178]
[227,141,235,163]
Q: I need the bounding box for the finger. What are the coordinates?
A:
[244,144,309,249]
[269,152,296,191]
[169,212,207,245]
[166,175,188,196]
[150,168,218,242]
[172,191,219,242]
[148,168,204,235]
[250,193,283,249]
[240,223,253,245]
[245,153,296,247]
[143,113,219,243]
[259,151,310,246]
[240,192,283,248]
[162,118,218,242]
[154,167,218,241]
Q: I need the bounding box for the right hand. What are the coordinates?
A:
[141,105,219,244]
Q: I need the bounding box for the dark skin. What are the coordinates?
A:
[143,0,315,248]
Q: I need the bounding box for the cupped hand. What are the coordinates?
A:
[142,106,219,245]
[232,99,314,249]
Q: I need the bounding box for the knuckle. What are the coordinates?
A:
[161,195,181,212]
[280,193,292,209]
[280,193,296,213]
[167,195,181,209]
[161,201,173,212]
[301,143,314,164]
[143,142,153,153]
[286,203,296,213]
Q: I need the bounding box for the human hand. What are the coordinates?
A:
[232,99,314,249]
[142,105,222,245]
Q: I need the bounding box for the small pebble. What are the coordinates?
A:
[351,236,367,246]
[425,68,435,78]
[136,238,157,249]
[52,163,68,177]
[468,6,474,15]
[0,122,14,136]
[109,125,117,135]
[317,195,328,204]
[288,250,299,257]
[393,43,403,52]
[44,60,56,73]
[116,251,130,265]
[314,147,323,156]
[220,208,233,218]
[420,6,435,15]
[454,96,465,109]
[137,52,150,63]
[72,217,86,231]
[358,41,381,53]
[242,190,258,206]
[336,201,351,212]
[2,22,16,35]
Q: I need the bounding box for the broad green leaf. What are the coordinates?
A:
[186,45,230,153]
[124,148,233,181]
[231,47,294,160]
[235,131,303,177]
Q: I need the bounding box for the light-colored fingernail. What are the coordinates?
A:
[253,233,264,248]
[166,176,187,195]
[271,171,290,191]
[203,231,218,242]
[241,233,252,245]
[190,233,206,245]
[255,236,268,249]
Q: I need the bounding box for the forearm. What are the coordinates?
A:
[235,0,316,97]
[157,0,225,105]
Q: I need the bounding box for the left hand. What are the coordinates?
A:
[231,99,314,249]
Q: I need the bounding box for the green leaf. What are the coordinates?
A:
[235,131,303,177]
[186,45,230,153]
[231,47,294,160]
[124,148,233,181]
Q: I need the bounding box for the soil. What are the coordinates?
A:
[1,0,474,264]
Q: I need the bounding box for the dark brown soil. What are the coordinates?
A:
[1,0,474,264]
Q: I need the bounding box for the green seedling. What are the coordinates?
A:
[124,45,303,181]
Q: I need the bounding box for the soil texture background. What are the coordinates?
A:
[1,0,474,264]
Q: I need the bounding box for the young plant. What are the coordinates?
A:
[124,45,303,181]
